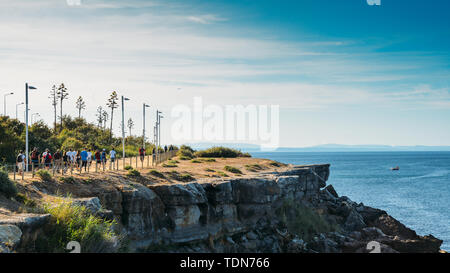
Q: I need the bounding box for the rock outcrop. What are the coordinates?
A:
[1,164,443,253]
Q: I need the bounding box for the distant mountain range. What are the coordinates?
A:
[185,143,450,152]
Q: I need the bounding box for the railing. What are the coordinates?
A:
[5,150,178,181]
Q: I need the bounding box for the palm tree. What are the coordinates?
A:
[96,106,103,128]
[56,83,69,132]
[106,91,119,141]
[49,85,58,131]
[102,110,109,130]
[127,118,134,136]
[75,96,86,118]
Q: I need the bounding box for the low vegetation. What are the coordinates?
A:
[126,169,141,177]
[33,200,120,253]
[276,199,336,242]
[190,159,202,163]
[162,162,178,168]
[194,146,251,158]
[59,176,76,183]
[216,171,229,177]
[224,165,243,174]
[148,169,165,178]
[36,169,52,181]
[124,165,133,170]
[168,171,195,182]
[0,170,18,198]
[177,145,195,159]
[245,164,263,172]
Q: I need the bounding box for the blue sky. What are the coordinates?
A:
[0,0,449,147]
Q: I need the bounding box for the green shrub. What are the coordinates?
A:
[190,159,202,163]
[149,169,165,178]
[276,199,336,242]
[177,145,195,159]
[204,168,215,172]
[168,160,179,164]
[200,158,216,162]
[0,171,18,198]
[127,169,141,177]
[216,171,229,177]
[162,163,177,168]
[36,169,52,181]
[245,164,263,172]
[35,200,120,253]
[59,176,76,183]
[224,165,242,174]
[15,193,37,207]
[269,161,282,167]
[178,156,191,161]
[194,147,251,158]
[168,171,195,182]
[124,165,133,170]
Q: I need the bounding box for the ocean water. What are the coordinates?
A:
[251,151,450,251]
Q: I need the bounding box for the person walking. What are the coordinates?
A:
[164,145,168,153]
[53,150,62,173]
[62,151,69,174]
[30,147,39,170]
[109,148,116,168]
[101,149,107,168]
[80,148,88,172]
[42,149,52,169]
[16,150,26,175]
[139,146,145,162]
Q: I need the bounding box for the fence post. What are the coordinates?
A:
[13,163,16,181]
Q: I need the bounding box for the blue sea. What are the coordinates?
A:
[251,151,450,251]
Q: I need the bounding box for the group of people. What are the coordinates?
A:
[16,147,120,174]
[15,145,175,175]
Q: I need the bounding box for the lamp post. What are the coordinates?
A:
[31,113,40,125]
[121,95,130,161]
[3,92,14,116]
[143,103,150,149]
[25,83,37,171]
[16,102,24,120]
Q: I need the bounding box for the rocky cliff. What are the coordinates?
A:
[0,164,443,253]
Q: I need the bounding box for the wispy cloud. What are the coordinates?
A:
[186,14,227,24]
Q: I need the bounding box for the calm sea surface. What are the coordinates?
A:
[250,151,450,251]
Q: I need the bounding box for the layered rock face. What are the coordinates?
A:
[93,164,442,253]
[1,164,443,253]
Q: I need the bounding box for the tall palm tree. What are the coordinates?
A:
[56,83,69,132]
[106,91,119,141]
[76,96,86,118]
[49,85,58,131]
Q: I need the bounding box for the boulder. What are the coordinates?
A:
[0,224,22,249]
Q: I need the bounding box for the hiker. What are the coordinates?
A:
[101,149,107,166]
[53,150,62,173]
[76,151,81,168]
[139,146,145,162]
[95,149,102,165]
[16,150,26,175]
[62,151,69,173]
[80,148,88,172]
[109,148,116,164]
[164,145,167,153]
[30,147,39,170]
[87,149,93,167]
[42,149,52,169]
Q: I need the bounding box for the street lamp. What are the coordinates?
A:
[31,113,40,125]
[121,95,130,160]
[25,83,37,171]
[16,102,24,120]
[3,92,14,116]
[143,103,150,149]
